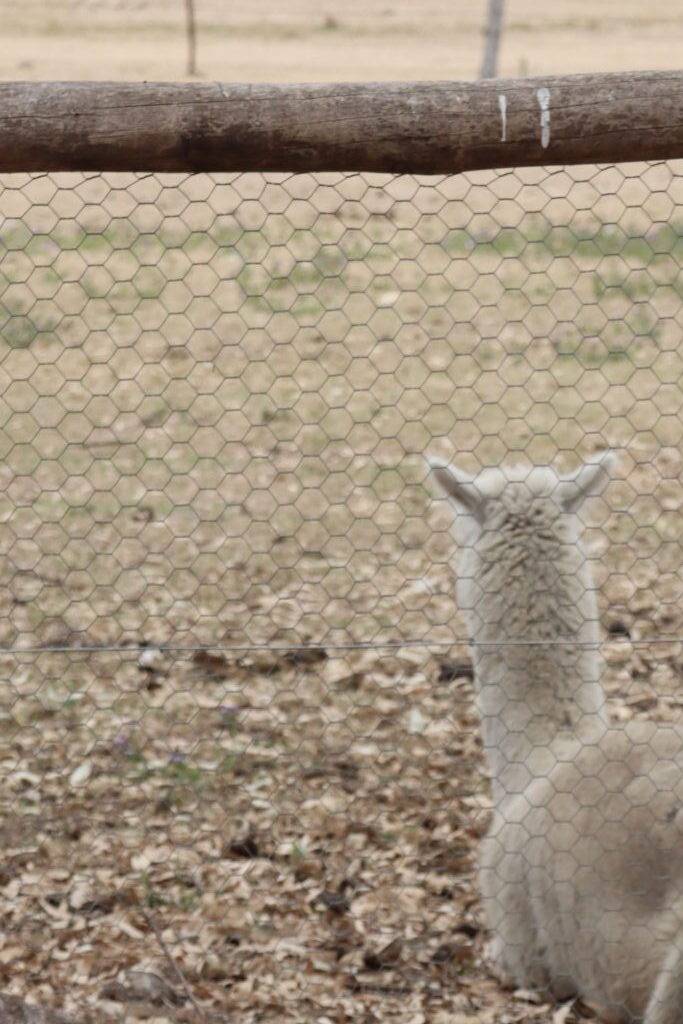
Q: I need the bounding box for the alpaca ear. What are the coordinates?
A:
[560,450,617,512]
[428,458,486,521]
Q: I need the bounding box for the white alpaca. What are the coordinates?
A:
[431,452,683,1024]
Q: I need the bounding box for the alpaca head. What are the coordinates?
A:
[428,451,617,634]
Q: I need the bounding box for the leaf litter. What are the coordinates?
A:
[1,452,682,1024]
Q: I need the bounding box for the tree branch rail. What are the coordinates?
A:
[0,72,682,173]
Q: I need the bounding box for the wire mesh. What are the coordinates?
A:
[1,163,683,1021]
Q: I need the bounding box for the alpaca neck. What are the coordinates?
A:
[468,557,608,807]
[474,642,607,806]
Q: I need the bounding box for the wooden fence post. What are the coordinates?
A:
[480,0,505,79]
[185,0,198,77]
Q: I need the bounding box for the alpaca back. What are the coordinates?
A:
[481,722,683,1016]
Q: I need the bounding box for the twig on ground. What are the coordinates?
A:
[139,904,209,1022]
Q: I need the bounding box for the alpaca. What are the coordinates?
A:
[430,452,683,1024]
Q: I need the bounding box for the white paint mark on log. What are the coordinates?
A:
[498,93,507,142]
[536,86,551,148]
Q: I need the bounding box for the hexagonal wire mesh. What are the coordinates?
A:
[1,163,683,1021]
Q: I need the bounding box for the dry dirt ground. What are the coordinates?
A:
[0,5,683,1024]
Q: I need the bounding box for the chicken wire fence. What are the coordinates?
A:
[2,163,683,1021]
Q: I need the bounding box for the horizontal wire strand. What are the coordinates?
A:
[0,635,680,656]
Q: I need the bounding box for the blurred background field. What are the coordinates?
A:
[0,166,682,655]
[1,0,681,81]
[1,4,683,1023]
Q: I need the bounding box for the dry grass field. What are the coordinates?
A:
[1,4,683,1023]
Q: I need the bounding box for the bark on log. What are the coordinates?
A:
[0,72,682,174]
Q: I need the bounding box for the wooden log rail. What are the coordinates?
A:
[0,72,682,174]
